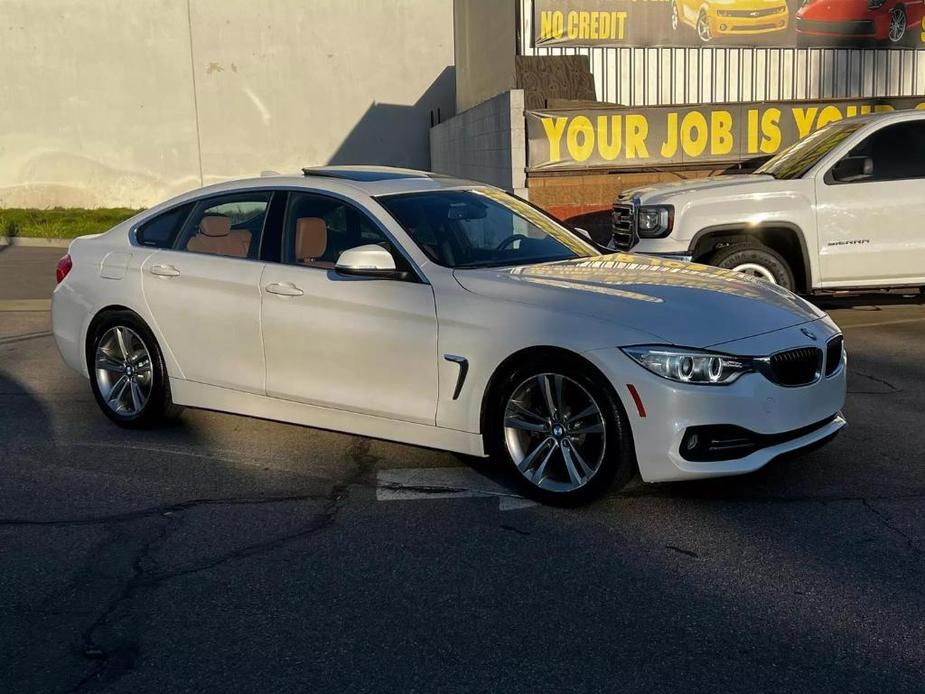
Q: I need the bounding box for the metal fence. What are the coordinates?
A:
[518,0,925,106]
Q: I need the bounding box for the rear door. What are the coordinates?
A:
[259,191,439,424]
[815,120,925,287]
[141,190,280,394]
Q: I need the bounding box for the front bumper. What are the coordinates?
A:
[709,8,789,35]
[584,323,847,483]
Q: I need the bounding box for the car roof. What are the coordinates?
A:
[153,168,490,213]
[831,108,925,128]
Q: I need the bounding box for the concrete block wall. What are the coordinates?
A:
[430,90,526,197]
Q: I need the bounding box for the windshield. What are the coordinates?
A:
[377,188,599,269]
[756,120,866,179]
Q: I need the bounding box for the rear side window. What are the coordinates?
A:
[174,192,272,260]
[136,203,193,248]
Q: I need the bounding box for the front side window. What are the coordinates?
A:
[757,120,866,180]
[377,188,598,269]
[174,192,271,259]
[842,121,925,182]
[283,192,396,269]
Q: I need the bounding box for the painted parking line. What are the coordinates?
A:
[0,299,51,312]
[377,467,537,511]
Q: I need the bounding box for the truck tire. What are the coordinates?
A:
[709,242,795,291]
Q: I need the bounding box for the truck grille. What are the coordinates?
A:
[611,203,638,251]
[767,347,822,387]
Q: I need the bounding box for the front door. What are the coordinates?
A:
[815,119,925,287]
[141,191,275,394]
[260,191,438,424]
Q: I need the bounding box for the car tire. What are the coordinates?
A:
[670,0,681,32]
[887,5,907,44]
[696,8,712,42]
[87,310,181,429]
[709,242,796,291]
[486,357,636,506]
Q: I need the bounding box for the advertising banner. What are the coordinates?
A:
[532,0,925,48]
[526,97,925,170]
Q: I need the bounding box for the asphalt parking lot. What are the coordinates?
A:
[1,245,923,693]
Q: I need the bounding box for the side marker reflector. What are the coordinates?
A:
[626,384,646,418]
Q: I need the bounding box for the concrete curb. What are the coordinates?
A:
[0,236,71,248]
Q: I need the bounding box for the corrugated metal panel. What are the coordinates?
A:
[518,0,925,106]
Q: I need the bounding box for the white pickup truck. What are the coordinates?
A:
[611,110,925,293]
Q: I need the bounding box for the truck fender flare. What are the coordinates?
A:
[688,222,813,289]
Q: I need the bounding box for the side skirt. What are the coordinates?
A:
[169,378,486,457]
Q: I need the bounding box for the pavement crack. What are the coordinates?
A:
[61,515,177,693]
[0,492,333,528]
[500,523,531,536]
[851,371,901,392]
[861,498,923,558]
[665,544,699,558]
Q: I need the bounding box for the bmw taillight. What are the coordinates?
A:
[55,254,72,284]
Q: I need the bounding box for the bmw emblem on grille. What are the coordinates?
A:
[801,327,818,341]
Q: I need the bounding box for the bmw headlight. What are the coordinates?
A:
[622,346,753,385]
[637,205,674,239]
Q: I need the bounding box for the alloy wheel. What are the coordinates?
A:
[95,326,154,416]
[889,7,906,43]
[697,10,712,42]
[732,262,777,284]
[503,373,606,493]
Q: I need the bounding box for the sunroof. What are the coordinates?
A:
[302,167,438,182]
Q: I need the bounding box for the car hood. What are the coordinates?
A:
[798,0,875,20]
[453,253,824,349]
[621,174,774,202]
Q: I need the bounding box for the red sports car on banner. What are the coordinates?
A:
[796,0,924,45]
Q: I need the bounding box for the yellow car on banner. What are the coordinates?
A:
[672,0,790,42]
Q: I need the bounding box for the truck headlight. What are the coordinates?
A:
[622,346,753,385]
[637,205,674,239]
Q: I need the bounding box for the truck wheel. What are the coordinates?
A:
[709,243,795,291]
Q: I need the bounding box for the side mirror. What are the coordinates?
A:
[335,244,406,280]
[831,156,873,183]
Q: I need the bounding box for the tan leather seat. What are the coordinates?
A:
[295,217,334,268]
[186,215,251,258]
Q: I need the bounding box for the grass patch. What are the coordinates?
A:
[0,208,142,239]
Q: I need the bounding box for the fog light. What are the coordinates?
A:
[720,23,728,30]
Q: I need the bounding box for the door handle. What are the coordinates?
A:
[265,282,304,297]
[150,264,180,277]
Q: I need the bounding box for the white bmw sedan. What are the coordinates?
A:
[52,166,846,504]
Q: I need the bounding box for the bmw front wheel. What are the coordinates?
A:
[490,360,636,505]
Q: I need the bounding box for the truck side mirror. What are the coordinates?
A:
[831,156,873,183]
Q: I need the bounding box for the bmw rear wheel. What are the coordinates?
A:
[88,311,180,428]
[490,359,636,505]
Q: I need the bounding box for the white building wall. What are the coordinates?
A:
[517,0,925,106]
[0,0,455,209]
[430,90,527,197]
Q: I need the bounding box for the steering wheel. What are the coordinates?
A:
[494,234,529,251]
